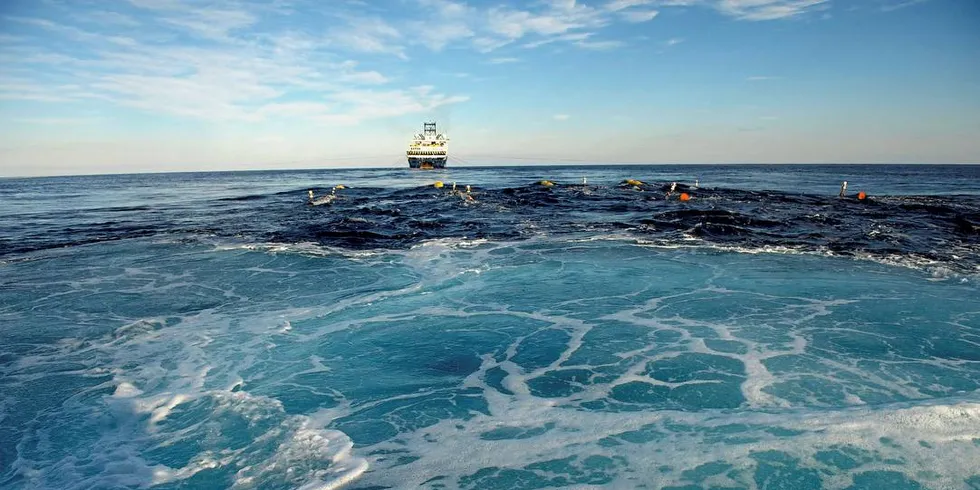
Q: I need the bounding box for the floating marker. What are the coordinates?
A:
[434,181,444,188]
[858,191,867,200]
[679,193,691,202]
[335,184,346,190]
[540,180,554,187]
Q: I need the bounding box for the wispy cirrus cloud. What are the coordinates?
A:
[605,0,653,11]
[1,0,833,130]
[6,16,138,46]
[315,86,469,124]
[0,1,464,124]
[0,79,104,103]
[77,11,141,27]
[606,0,829,20]
[575,38,625,50]
[366,0,665,55]
[878,0,931,11]
[621,9,659,22]
[325,16,406,59]
[160,8,258,42]
[713,0,830,20]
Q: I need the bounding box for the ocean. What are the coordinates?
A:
[1,164,979,489]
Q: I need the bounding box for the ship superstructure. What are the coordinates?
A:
[407,122,448,169]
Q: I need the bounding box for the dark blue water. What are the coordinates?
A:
[1,165,979,489]
[3,165,979,276]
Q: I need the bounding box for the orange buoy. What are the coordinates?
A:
[857,191,867,200]
[679,193,691,201]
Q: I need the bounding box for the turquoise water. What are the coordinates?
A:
[1,165,979,489]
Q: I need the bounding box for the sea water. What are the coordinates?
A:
[1,164,979,489]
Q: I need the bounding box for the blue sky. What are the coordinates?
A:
[1,0,978,176]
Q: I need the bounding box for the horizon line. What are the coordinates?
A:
[3,162,979,180]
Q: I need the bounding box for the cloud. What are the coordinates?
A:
[1,3,465,125]
[0,79,104,103]
[666,37,684,46]
[421,0,626,52]
[621,9,659,22]
[574,39,625,50]
[879,0,930,11]
[1,0,827,132]
[605,0,653,11]
[487,4,603,39]
[159,8,257,42]
[5,16,137,46]
[746,75,780,81]
[125,0,184,9]
[387,0,829,57]
[553,114,571,120]
[315,86,469,125]
[326,16,406,59]
[523,31,594,49]
[472,37,513,53]
[411,21,474,51]
[714,0,830,20]
[78,11,141,27]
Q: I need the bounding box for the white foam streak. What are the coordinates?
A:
[365,396,980,488]
[233,426,368,490]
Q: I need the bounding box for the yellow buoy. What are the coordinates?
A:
[540,180,554,187]
[434,181,444,189]
[625,179,644,187]
[335,184,346,189]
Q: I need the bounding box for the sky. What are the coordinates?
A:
[1,0,979,176]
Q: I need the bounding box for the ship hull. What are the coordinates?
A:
[408,157,447,169]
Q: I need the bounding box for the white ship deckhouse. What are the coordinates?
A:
[407,122,448,169]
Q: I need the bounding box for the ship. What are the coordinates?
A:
[407,122,448,169]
